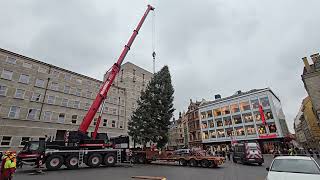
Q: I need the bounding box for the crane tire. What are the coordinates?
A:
[65,155,79,169]
[104,153,116,167]
[46,155,64,170]
[201,159,210,168]
[179,159,187,166]
[86,153,102,168]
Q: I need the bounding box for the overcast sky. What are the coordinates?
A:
[1,0,320,132]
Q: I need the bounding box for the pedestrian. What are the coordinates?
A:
[222,150,226,158]
[0,151,16,180]
[226,150,231,161]
[313,148,319,159]
[308,148,314,157]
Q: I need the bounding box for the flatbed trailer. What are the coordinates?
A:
[131,150,225,168]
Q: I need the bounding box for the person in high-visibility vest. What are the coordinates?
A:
[0,151,16,180]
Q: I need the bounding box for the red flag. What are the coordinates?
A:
[259,104,266,125]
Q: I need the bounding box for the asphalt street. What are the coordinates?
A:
[14,155,320,180]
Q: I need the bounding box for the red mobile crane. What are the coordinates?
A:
[17,5,155,170]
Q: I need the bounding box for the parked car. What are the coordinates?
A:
[266,156,320,180]
[232,142,264,165]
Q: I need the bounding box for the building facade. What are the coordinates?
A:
[0,48,152,150]
[186,100,202,148]
[199,88,290,153]
[301,53,320,123]
[294,109,307,147]
[168,116,184,150]
[294,97,320,149]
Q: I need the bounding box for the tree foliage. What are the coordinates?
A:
[128,65,175,148]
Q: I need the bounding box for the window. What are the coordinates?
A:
[245,125,256,135]
[93,118,97,126]
[8,106,20,118]
[200,112,206,119]
[120,99,125,106]
[223,116,232,126]
[207,110,213,118]
[213,108,222,117]
[84,103,90,110]
[235,127,245,136]
[64,74,72,80]
[208,120,214,128]
[27,109,38,120]
[6,57,16,64]
[240,101,251,112]
[202,131,209,139]
[51,70,59,78]
[31,93,42,102]
[111,120,116,128]
[38,67,48,73]
[22,62,32,69]
[0,84,8,96]
[112,108,117,115]
[43,111,52,121]
[119,121,124,129]
[209,130,216,138]
[264,109,274,120]
[268,123,277,133]
[76,78,82,84]
[64,86,70,94]
[233,114,242,124]
[20,137,30,146]
[19,74,30,84]
[201,121,208,129]
[86,91,92,98]
[221,106,230,115]
[217,129,225,138]
[58,113,65,123]
[0,136,12,146]
[61,98,68,106]
[103,119,108,127]
[216,118,223,127]
[243,112,253,123]
[120,109,125,116]
[35,79,45,88]
[260,97,270,107]
[225,128,233,137]
[1,70,13,80]
[257,125,266,134]
[15,89,25,99]
[231,103,240,113]
[76,88,81,96]
[47,95,55,104]
[73,101,80,109]
[71,115,77,124]
[251,99,259,109]
[253,111,261,122]
[50,82,59,91]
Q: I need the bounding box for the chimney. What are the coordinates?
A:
[302,57,311,72]
[214,94,221,100]
[310,53,320,64]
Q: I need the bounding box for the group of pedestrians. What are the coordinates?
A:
[273,147,320,158]
[0,151,17,180]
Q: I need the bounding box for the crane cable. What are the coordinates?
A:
[152,10,156,74]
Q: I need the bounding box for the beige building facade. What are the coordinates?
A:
[301,53,320,123]
[0,48,152,150]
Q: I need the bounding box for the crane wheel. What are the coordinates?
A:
[65,155,79,169]
[46,155,64,170]
[179,159,187,166]
[104,153,116,167]
[189,159,197,167]
[210,161,217,168]
[201,159,210,168]
[86,153,102,168]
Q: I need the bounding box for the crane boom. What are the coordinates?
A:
[79,5,155,134]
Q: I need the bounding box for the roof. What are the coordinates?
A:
[274,156,313,160]
[200,88,280,108]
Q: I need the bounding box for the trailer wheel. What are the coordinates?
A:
[86,154,102,168]
[189,159,197,167]
[65,155,79,169]
[201,159,210,168]
[104,153,116,167]
[46,155,64,170]
[179,159,187,166]
[211,161,217,168]
[138,155,146,164]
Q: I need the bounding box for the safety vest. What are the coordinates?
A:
[4,159,16,169]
